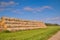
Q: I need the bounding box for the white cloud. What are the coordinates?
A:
[23,6,52,13]
[12,9,21,14]
[40,17,60,24]
[46,17,60,24]
[46,17,60,21]
[0,1,19,7]
[24,7,33,11]
[36,6,52,11]
[0,1,19,11]
[0,8,4,11]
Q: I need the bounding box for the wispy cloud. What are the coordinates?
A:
[36,6,52,12]
[46,17,60,24]
[24,7,33,11]
[12,9,21,14]
[0,1,19,11]
[0,1,19,7]
[0,8,4,11]
[46,17,60,21]
[23,6,52,13]
[40,17,60,24]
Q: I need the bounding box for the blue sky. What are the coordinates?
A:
[0,0,60,24]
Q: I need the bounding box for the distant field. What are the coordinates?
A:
[0,26,60,40]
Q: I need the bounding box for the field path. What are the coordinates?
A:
[48,31,60,40]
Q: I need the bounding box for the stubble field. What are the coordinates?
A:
[0,26,60,40]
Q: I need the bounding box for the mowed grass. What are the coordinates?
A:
[0,26,60,40]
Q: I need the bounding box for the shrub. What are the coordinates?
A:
[2,30,11,33]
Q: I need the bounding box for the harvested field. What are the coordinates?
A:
[0,26,60,40]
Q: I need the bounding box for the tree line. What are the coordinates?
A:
[45,23,60,26]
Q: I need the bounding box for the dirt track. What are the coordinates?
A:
[48,31,60,40]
